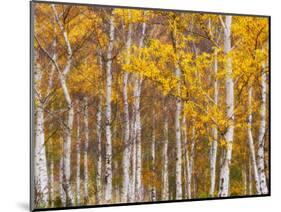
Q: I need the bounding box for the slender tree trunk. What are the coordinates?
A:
[34,52,49,206]
[186,127,195,199]
[60,74,74,205]
[247,87,261,194]
[243,165,247,195]
[175,66,183,199]
[96,93,102,204]
[83,97,89,203]
[184,146,190,199]
[52,4,74,205]
[182,116,188,199]
[76,103,81,205]
[218,16,234,197]
[135,20,147,202]
[35,102,49,205]
[104,11,115,203]
[248,156,253,195]
[257,65,268,194]
[151,111,156,201]
[209,49,218,197]
[129,102,136,203]
[121,17,132,203]
[49,140,54,207]
[162,100,169,200]
[48,29,57,208]
[59,139,66,206]
[129,125,136,202]
[183,118,195,199]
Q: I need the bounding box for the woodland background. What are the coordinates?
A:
[32,2,269,209]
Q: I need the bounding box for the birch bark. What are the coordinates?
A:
[257,65,268,194]
[48,28,57,208]
[135,20,147,202]
[104,11,115,203]
[34,51,49,206]
[218,16,234,197]
[51,4,74,205]
[76,103,81,205]
[187,128,195,199]
[49,142,54,207]
[151,111,156,201]
[59,140,66,206]
[60,74,74,205]
[83,97,89,203]
[121,17,132,203]
[247,87,261,194]
[96,93,102,204]
[182,116,189,199]
[209,49,218,197]
[175,66,183,199]
[162,100,169,201]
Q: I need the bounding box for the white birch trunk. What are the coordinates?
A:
[135,20,147,202]
[209,49,218,197]
[218,16,234,197]
[185,150,191,199]
[128,103,136,203]
[151,112,156,201]
[60,74,74,205]
[175,66,183,199]
[121,18,132,203]
[183,117,194,199]
[48,28,57,208]
[59,140,66,206]
[129,128,136,202]
[96,93,102,204]
[182,121,187,199]
[83,97,89,203]
[104,11,115,203]
[182,116,188,199]
[34,52,49,206]
[76,104,81,205]
[187,128,195,199]
[257,65,268,194]
[162,101,169,201]
[52,4,74,205]
[49,144,54,207]
[247,87,261,194]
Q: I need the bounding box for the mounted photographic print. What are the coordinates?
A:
[31,0,270,211]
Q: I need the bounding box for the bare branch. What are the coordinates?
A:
[219,15,226,30]
[34,35,61,73]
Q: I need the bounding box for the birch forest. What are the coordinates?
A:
[32,2,269,209]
